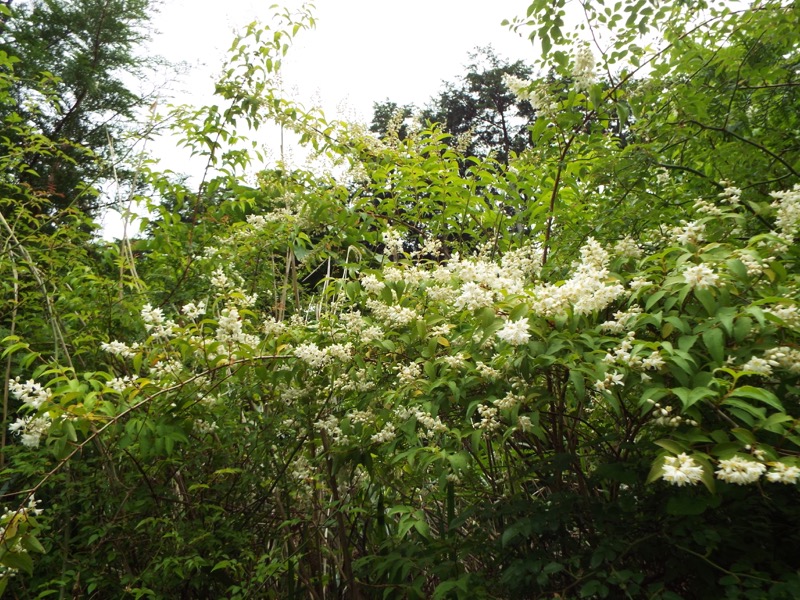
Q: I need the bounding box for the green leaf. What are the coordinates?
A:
[672,387,715,409]
[729,386,783,411]
[509,303,529,321]
[653,439,687,455]
[701,328,725,364]
[1,550,33,575]
[694,288,717,316]
[21,534,45,554]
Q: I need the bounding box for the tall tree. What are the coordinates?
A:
[371,47,537,163]
[0,0,157,215]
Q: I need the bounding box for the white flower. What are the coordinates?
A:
[263,317,287,336]
[741,357,773,377]
[642,352,665,371]
[671,220,705,246]
[371,422,396,444]
[770,183,800,238]
[149,358,183,381]
[100,340,139,358]
[182,301,206,320]
[766,462,800,484]
[683,263,719,289]
[572,43,596,92]
[715,456,766,485]
[661,453,704,486]
[216,307,260,348]
[765,304,800,328]
[475,361,501,378]
[614,236,642,259]
[397,362,422,385]
[496,317,531,346]
[503,73,534,101]
[594,371,624,392]
[517,415,533,432]
[9,414,51,448]
[719,184,742,206]
[454,281,495,311]
[314,415,343,444]
[326,343,353,363]
[107,375,135,392]
[210,268,230,290]
[382,227,405,255]
[764,346,800,374]
[529,238,626,317]
[366,299,418,328]
[294,342,331,369]
[8,377,52,410]
[629,277,653,291]
[141,303,176,339]
[477,404,501,432]
[494,391,524,411]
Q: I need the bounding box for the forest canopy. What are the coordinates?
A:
[2,0,800,598]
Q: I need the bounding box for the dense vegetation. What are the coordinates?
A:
[2,0,800,598]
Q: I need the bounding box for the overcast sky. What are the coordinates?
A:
[101,1,540,237]
[151,0,536,120]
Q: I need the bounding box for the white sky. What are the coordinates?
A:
[101,0,542,237]
[153,0,536,119]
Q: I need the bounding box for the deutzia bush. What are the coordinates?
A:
[3,1,800,598]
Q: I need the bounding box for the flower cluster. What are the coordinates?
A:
[647,401,696,428]
[365,299,419,328]
[182,301,207,320]
[502,73,535,102]
[396,406,447,439]
[715,456,766,485]
[670,220,705,246]
[396,362,422,385]
[217,307,261,349]
[614,236,642,259]
[529,238,626,317]
[741,356,775,377]
[7,414,51,448]
[100,340,140,358]
[382,227,405,256]
[770,183,800,240]
[719,183,742,207]
[661,453,704,486]
[371,422,396,444]
[733,250,768,277]
[8,377,51,410]
[683,263,719,289]
[766,462,800,484]
[503,73,558,115]
[600,305,642,334]
[141,303,176,339]
[496,317,531,346]
[763,346,800,374]
[765,303,800,329]
[294,341,353,369]
[476,404,501,432]
[572,43,596,91]
[7,378,53,448]
[662,454,800,487]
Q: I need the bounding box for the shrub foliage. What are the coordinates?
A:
[2,1,800,598]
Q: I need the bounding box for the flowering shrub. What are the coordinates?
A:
[2,1,800,598]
